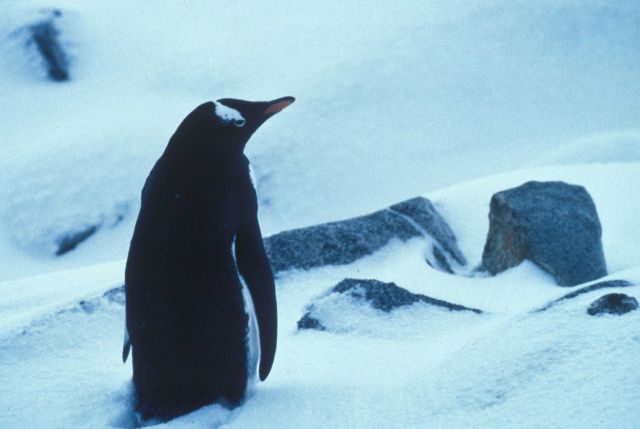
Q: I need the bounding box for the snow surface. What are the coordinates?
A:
[531,129,640,166]
[1,1,640,428]
[2,164,640,428]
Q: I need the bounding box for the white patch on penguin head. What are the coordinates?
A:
[213,101,246,127]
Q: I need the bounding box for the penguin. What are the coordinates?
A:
[123,96,294,421]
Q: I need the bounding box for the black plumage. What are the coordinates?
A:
[124,96,294,421]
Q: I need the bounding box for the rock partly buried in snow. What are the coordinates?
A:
[264,210,418,273]
[28,10,70,81]
[481,181,607,287]
[587,293,638,316]
[298,278,482,331]
[265,197,465,274]
[53,205,128,256]
[55,224,99,255]
[42,285,126,328]
[103,285,125,304]
[390,197,467,272]
[1,138,137,256]
[535,279,633,312]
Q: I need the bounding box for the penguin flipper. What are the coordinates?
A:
[236,217,277,381]
[122,321,131,363]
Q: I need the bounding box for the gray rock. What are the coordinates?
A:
[298,278,482,331]
[297,313,325,331]
[481,181,607,286]
[264,210,419,273]
[587,293,638,316]
[390,197,467,267]
[265,197,466,274]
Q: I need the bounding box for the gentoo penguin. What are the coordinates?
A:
[123,96,294,421]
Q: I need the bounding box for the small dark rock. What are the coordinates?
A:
[265,196,466,274]
[28,11,70,81]
[55,224,99,255]
[587,293,638,316]
[297,312,325,331]
[481,181,607,286]
[78,300,98,314]
[298,278,482,331]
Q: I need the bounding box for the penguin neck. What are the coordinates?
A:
[163,130,243,164]
[158,150,250,191]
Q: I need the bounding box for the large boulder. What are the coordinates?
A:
[481,181,607,286]
[587,293,638,316]
[264,197,466,274]
[298,278,482,331]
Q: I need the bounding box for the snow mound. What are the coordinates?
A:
[298,278,482,334]
[0,129,154,256]
[535,130,640,166]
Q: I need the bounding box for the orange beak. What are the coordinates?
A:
[262,96,295,116]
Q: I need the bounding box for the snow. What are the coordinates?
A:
[1,0,640,428]
[1,256,639,428]
[532,129,640,166]
[3,164,640,428]
[0,259,123,337]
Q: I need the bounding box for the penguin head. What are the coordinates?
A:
[215,96,296,138]
[167,96,295,163]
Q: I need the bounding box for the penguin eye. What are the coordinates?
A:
[232,118,246,127]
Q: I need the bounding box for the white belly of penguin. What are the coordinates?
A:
[232,237,261,390]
